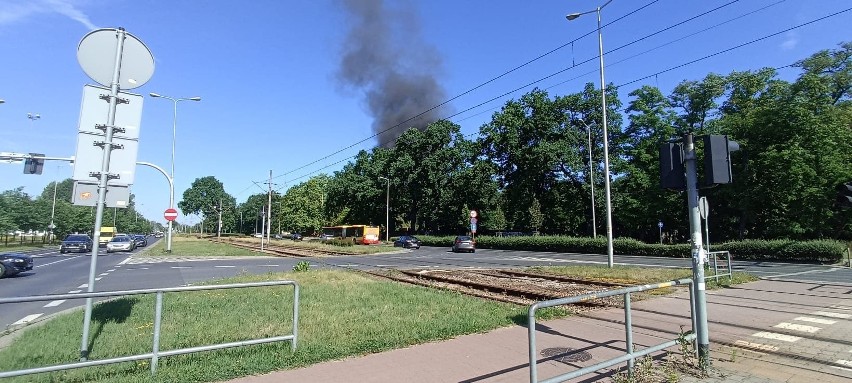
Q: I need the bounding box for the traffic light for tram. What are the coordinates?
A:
[23,153,44,175]
[838,182,852,208]
[703,135,740,185]
[659,142,685,190]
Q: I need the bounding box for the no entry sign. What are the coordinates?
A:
[164,208,178,221]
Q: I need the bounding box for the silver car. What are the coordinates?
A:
[106,236,135,253]
[451,236,476,253]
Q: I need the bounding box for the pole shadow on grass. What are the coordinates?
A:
[86,297,138,355]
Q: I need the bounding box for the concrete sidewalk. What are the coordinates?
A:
[224,279,852,383]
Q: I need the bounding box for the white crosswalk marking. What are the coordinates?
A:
[43,300,66,308]
[752,332,801,342]
[773,322,821,333]
[794,316,837,325]
[214,265,236,268]
[812,311,851,319]
[12,314,43,325]
[734,340,778,352]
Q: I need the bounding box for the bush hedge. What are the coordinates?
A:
[413,235,847,264]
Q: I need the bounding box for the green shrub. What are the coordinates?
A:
[293,261,310,272]
[415,235,846,263]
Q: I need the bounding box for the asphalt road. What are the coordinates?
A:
[3,242,850,331]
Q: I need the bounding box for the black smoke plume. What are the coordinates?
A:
[337,0,451,147]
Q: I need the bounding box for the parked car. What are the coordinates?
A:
[106,236,136,253]
[291,233,303,241]
[319,233,335,241]
[132,235,148,247]
[60,234,93,254]
[0,252,34,278]
[451,236,476,253]
[393,235,422,249]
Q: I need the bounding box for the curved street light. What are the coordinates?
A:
[567,0,614,268]
[148,93,201,252]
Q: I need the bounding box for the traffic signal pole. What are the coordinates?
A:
[683,134,711,369]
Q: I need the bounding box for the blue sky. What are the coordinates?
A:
[1,0,849,226]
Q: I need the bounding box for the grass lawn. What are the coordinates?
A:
[0,265,755,382]
[0,270,539,383]
[150,235,398,257]
[534,265,758,287]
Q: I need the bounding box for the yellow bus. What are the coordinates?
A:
[321,225,381,245]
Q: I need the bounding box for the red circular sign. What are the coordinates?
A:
[164,208,178,221]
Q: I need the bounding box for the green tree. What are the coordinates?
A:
[178,176,236,233]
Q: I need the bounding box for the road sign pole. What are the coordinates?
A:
[81,28,127,361]
[683,134,710,369]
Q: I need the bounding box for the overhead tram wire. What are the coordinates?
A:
[451,0,788,125]
[257,0,799,190]
[282,8,848,187]
[267,0,663,183]
[616,6,852,88]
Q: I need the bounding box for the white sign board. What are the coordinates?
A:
[72,84,144,185]
[72,181,130,208]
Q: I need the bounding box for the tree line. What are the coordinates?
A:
[6,43,850,243]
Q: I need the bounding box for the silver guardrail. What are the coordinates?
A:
[706,250,733,283]
[528,278,696,383]
[0,280,299,378]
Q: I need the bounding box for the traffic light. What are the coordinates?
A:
[659,142,685,190]
[23,153,44,175]
[838,181,852,208]
[703,135,740,185]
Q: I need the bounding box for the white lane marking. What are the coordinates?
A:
[794,317,837,325]
[752,332,801,342]
[171,266,192,269]
[763,268,838,279]
[812,311,851,319]
[773,322,821,333]
[117,257,132,265]
[68,290,81,294]
[43,300,66,308]
[830,305,852,311]
[837,360,852,367]
[734,340,778,352]
[12,314,43,325]
[107,269,115,272]
[376,265,399,267]
[214,265,236,268]
[98,273,108,276]
[35,256,81,268]
[95,277,102,281]
[258,265,279,267]
[78,284,88,288]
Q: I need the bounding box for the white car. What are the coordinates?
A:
[106,236,135,253]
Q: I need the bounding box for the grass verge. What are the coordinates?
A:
[0,270,534,383]
[0,266,754,382]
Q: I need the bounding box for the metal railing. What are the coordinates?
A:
[706,250,733,283]
[527,278,696,383]
[0,280,299,378]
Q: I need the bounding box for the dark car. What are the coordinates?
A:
[291,233,303,241]
[451,236,476,253]
[60,234,93,254]
[132,235,148,247]
[0,253,34,278]
[393,235,421,249]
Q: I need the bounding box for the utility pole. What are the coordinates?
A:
[266,170,273,245]
[683,133,710,368]
[217,198,222,239]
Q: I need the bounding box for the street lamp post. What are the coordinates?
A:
[567,0,614,267]
[148,93,201,253]
[577,120,597,238]
[378,176,390,242]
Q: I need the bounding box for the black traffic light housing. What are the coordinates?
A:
[702,135,740,185]
[659,143,685,190]
[838,181,852,208]
[23,153,44,175]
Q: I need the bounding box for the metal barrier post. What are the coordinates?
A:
[713,253,719,283]
[151,291,164,375]
[623,292,634,374]
[727,252,733,282]
[528,307,539,383]
[291,284,300,352]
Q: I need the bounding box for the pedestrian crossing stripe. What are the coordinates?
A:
[773,322,821,333]
[812,311,851,319]
[734,340,778,352]
[793,316,836,325]
[752,332,801,342]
